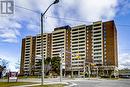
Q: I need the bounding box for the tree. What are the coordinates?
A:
[44,57,51,75]
[0,58,9,78]
[35,57,52,76]
[0,58,9,68]
[0,65,4,78]
[34,57,61,76]
[15,60,20,70]
[44,57,51,65]
[51,56,61,75]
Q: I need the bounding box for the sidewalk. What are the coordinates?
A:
[11,81,69,87]
[10,78,100,87]
[11,84,40,87]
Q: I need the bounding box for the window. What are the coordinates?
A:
[94,49,101,51]
[93,34,101,37]
[79,41,85,43]
[94,24,101,27]
[72,32,78,34]
[94,52,101,55]
[93,27,101,30]
[79,34,85,36]
[94,31,101,34]
[79,27,85,30]
[79,37,85,40]
[94,41,101,44]
[72,35,78,38]
[53,32,64,35]
[94,38,101,41]
[94,56,102,58]
[94,45,101,48]
[79,44,85,46]
[72,42,78,44]
[79,31,85,33]
[104,37,106,40]
[104,33,106,37]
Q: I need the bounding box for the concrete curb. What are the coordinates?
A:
[11,84,40,87]
[11,82,71,87]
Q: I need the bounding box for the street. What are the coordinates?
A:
[12,78,130,87]
[1,78,130,87]
[71,79,130,87]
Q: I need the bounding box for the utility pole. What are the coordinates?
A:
[96,66,98,78]
[60,48,64,82]
[71,52,73,78]
[83,60,85,79]
[40,0,59,85]
[88,63,91,79]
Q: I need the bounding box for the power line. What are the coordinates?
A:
[120,49,130,50]
[117,25,130,27]
[15,5,130,27]
[46,15,92,23]
[15,5,40,14]
[15,5,93,23]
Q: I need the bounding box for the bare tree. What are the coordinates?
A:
[0,58,9,78]
[0,58,9,69]
[15,60,20,70]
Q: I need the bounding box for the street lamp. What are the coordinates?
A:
[60,48,64,82]
[41,0,59,85]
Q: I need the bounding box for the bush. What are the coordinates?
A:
[100,75,109,78]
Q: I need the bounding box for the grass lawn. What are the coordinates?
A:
[31,84,65,87]
[0,82,36,87]
[2,76,42,79]
[18,76,41,79]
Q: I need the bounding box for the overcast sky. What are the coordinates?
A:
[0,0,130,71]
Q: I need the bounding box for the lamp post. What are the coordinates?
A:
[41,0,59,85]
[88,63,91,79]
[60,48,64,82]
[96,66,98,78]
[83,60,86,79]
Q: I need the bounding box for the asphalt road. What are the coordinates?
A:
[1,77,130,87]
[72,79,130,87]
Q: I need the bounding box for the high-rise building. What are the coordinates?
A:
[71,25,87,72]
[52,26,71,71]
[103,21,118,66]
[20,36,36,75]
[34,33,52,75]
[20,33,52,76]
[70,20,118,76]
[20,20,118,76]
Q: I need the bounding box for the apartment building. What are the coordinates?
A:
[92,21,103,65]
[20,20,118,76]
[71,25,87,73]
[71,20,118,76]
[20,33,52,76]
[35,33,52,58]
[92,21,118,67]
[20,36,36,75]
[103,21,118,66]
[34,33,52,75]
[52,26,71,71]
